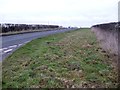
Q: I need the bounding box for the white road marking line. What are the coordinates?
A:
[8,45,17,48]
[4,49,13,53]
[18,44,23,46]
[1,41,31,55]
[0,48,8,50]
[0,49,3,51]
[24,41,30,44]
[0,48,8,52]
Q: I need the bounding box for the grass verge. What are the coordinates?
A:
[2,28,118,88]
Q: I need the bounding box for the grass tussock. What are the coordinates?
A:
[2,29,118,88]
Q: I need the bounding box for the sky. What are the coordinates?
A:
[0,0,119,27]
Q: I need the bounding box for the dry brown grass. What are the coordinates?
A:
[91,27,118,56]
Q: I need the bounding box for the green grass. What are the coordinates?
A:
[2,28,118,88]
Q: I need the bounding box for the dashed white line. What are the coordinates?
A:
[0,49,3,51]
[1,41,30,55]
[0,48,8,53]
[4,49,13,53]
[24,41,30,44]
[18,44,23,46]
[8,45,17,48]
[1,48,8,50]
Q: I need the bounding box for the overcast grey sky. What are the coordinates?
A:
[0,0,119,27]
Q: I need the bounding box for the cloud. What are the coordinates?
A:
[0,0,119,27]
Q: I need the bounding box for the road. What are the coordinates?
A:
[0,28,77,61]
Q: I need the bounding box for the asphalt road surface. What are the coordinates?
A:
[0,28,77,61]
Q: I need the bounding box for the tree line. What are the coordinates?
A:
[0,23,59,33]
[91,22,119,30]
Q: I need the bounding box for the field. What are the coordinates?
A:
[2,28,118,88]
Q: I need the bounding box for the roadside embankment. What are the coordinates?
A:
[91,22,119,57]
[2,28,118,88]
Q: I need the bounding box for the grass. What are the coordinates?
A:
[2,28,118,88]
